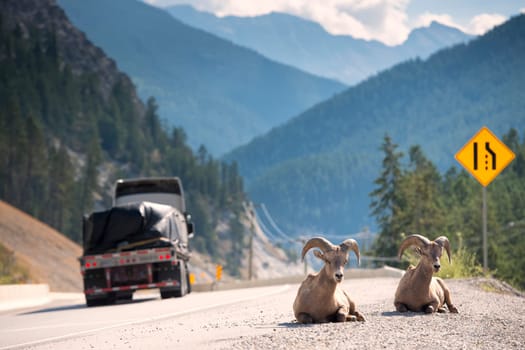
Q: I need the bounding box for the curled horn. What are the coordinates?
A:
[398,234,431,259]
[340,239,360,265]
[301,237,335,261]
[434,236,452,263]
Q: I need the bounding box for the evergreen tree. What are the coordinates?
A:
[144,97,165,149]
[21,115,47,218]
[369,134,404,258]
[397,145,445,236]
[0,12,248,272]
[225,213,247,277]
[45,145,75,234]
[369,130,525,289]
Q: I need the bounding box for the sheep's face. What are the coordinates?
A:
[417,243,444,273]
[314,249,348,283]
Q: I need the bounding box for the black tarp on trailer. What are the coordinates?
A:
[83,201,189,256]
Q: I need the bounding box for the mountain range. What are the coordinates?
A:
[1,0,253,271]
[55,0,524,238]
[58,0,346,155]
[167,4,473,85]
[224,14,525,236]
[58,0,473,156]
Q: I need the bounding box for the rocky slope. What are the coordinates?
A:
[0,201,82,292]
[0,0,142,108]
[0,200,302,292]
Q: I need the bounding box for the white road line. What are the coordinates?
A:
[0,320,135,332]
[1,284,291,350]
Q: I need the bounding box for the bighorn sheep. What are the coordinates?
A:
[394,234,458,314]
[293,237,365,323]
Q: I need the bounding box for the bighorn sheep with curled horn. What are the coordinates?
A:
[293,237,365,323]
[394,234,459,314]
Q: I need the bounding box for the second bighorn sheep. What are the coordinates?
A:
[293,237,365,323]
[394,234,459,314]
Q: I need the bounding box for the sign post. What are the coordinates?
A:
[455,126,515,272]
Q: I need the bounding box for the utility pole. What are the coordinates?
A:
[248,208,254,280]
[301,237,307,276]
[363,227,371,268]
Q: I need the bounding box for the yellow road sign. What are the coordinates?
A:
[455,126,515,187]
[215,264,222,281]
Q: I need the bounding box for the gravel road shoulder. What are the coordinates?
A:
[24,277,524,350]
[222,277,525,350]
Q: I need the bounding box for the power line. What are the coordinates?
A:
[361,255,399,262]
[253,210,280,242]
[259,203,290,240]
[252,204,297,245]
[254,204,291,242]
[322,231,373,241]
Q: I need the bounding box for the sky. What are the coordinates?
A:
[143,0,525,46]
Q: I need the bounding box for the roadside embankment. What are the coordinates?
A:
[0,284,50,311]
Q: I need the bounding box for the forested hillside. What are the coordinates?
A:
[167,5,472,85]
[370,131,525,289]
[0,0,247,275]
[57,0,345,155]
[226,14,525,237]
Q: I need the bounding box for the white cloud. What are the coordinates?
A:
[145,0,411,45]
[413,11,508,36]
[320,0,411,45]
[144,1,515,44]
[414,12,465,31]
[468,13,507,35]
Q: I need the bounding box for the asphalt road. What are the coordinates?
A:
[0,278,397,349]
[1,277,523,349]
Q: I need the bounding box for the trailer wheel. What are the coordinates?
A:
[159,262,190,299]
[186,266,192,294]
[174,263,189,297]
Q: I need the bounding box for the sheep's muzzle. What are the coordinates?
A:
[334,272,344,282]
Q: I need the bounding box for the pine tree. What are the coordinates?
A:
[369,134,404,258]
[45,144,75,234]
[398,145,445,236]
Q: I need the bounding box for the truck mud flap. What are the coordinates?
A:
[85,292,116,307]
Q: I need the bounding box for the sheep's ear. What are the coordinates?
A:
[313,250,325,261]
[414,247,423,256]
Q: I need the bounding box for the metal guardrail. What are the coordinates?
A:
[191,266,404,292]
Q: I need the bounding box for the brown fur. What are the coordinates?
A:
[293,237,365,323]
[394,234,458,314]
